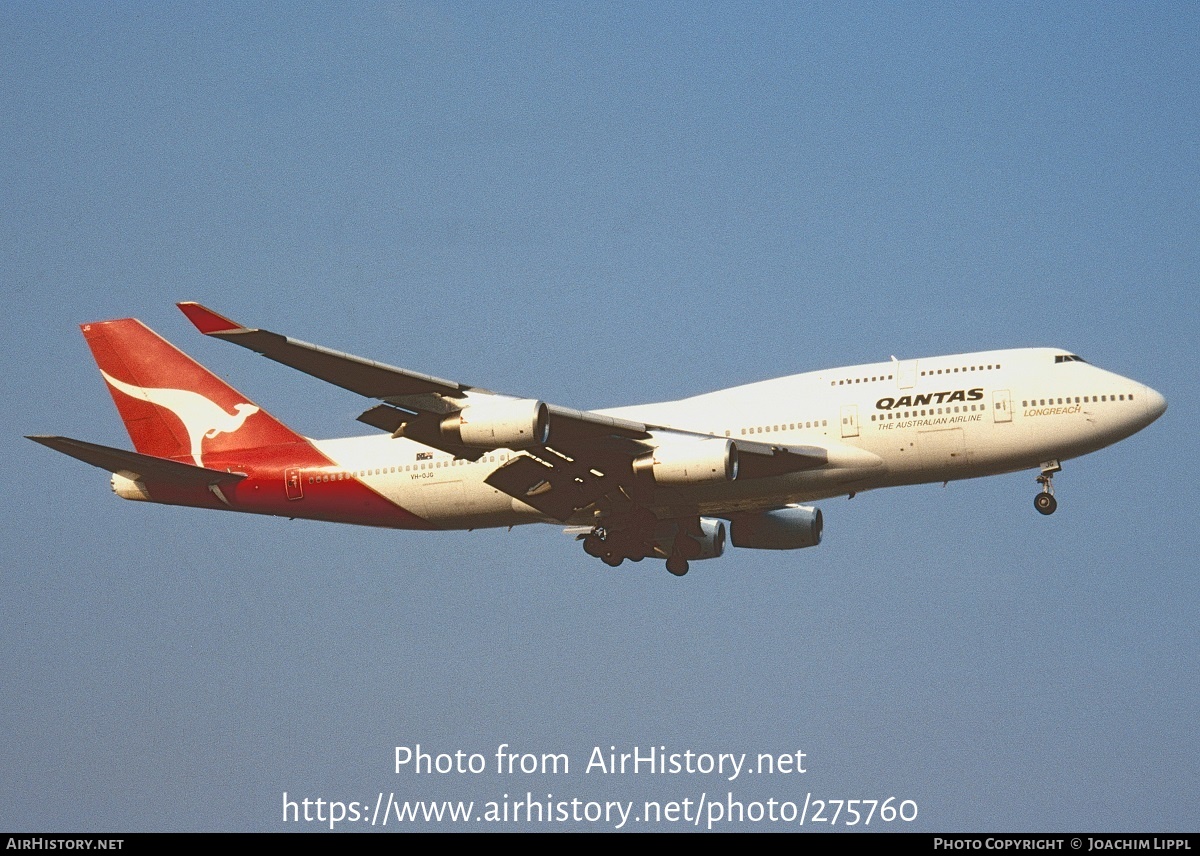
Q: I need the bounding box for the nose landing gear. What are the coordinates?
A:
[1034,460,1061,515]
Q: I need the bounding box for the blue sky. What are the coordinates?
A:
[2,2,1196,831]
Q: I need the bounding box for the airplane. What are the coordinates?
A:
[28,303,1167,576]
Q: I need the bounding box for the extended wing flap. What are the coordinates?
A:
[485,455,590,521]
[485,446,620,521]
[27,435,247,486]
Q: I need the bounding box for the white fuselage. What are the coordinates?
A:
[303,347,1165,530]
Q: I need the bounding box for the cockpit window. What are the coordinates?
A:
[1054,354,1088,364]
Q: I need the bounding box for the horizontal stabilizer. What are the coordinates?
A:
[27,435,246,486]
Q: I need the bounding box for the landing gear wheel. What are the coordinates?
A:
[665,556,689,577]
[1035,464,1058,516]
[582,534,604,557]
[1034,492,1057,515]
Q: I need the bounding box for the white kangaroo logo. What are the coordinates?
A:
[101,371,260,467]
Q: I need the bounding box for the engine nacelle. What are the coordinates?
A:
[111,473,152,501]
[691,517,727,560]
[634,437,738,486]
[440,398,549,449]
[729,505,823,550]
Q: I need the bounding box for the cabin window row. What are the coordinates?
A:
[305,454,510,483]
[920,364,999,376]
[830,363,1001,387]
[737,420,828,436]
[1021,394,1132,407]
[832,374,894,386]
[870,404,986,421]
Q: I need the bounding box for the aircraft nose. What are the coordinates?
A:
[1142,385,1167,423]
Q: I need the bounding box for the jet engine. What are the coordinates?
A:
[111,473,152,501]
[440,398,549,449]
[729,505,823,550]
[634,437,738,485]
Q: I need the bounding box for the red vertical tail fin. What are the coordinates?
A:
[82,319,305,466]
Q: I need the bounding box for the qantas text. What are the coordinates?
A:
[875,389,984,410]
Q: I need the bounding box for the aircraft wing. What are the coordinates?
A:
[27,435,247,486]
[178,302,654,458]
[177,303,873,521]
[481,435,846,521]
[179,302,470,399]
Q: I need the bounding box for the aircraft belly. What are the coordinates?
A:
[391,476,535,529]
[409,479,466,520]
[915,427,969,470]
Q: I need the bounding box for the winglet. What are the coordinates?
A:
[177,302,246,335]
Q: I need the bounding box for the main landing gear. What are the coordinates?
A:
[665,535,702,577]
[1034,460,1061,515]
[582,528,652,569]
[580,514,701,576]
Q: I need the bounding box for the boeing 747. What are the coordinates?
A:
[29,304,1167,576]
